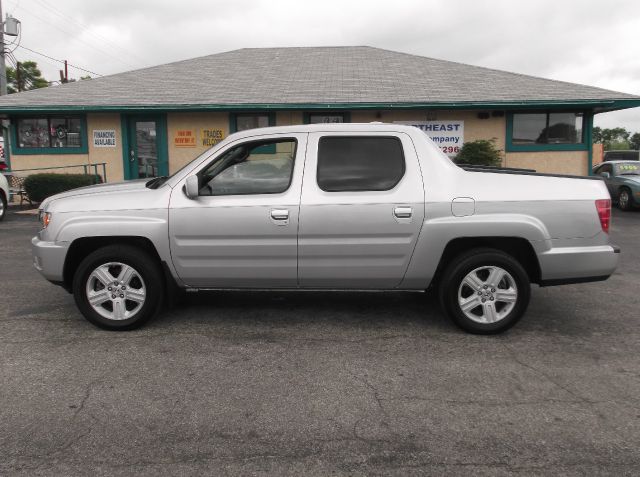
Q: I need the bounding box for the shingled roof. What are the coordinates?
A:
[0,46,638,112]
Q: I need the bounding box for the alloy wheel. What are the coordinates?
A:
[85,262,146,321]
[457,266,518,324]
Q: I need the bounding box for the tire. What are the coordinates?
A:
[618,188,633,211]
[72,244,164,330]
[438,248,531,334]
[0,191,6,221]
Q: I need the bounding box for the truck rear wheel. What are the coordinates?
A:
[72,245,164,330]
[438,248,531,334]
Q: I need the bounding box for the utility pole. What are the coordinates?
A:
[16,61,20,91]
[0,0,6,96]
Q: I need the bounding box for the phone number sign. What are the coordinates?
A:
[395,121,464,157]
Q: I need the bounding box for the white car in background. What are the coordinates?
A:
[0,171,9,221]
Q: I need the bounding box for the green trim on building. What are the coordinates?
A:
[505,111,589,153]
[2,126,10,170]
[120,114,131,180]
[585,112,594,175]
[1,98,640,115]
[9,115,88,155]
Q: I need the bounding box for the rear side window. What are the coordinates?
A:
[317,136,405,192]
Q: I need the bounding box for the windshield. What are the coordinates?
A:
[615,162,640,176]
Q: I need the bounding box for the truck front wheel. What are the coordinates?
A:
[72,245,164,330]
[438,248,531,334]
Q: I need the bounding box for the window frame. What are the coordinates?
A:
[229,112,276,154]
[10,114,88,155]
[506,111,588,152]
[197,137,298,197]
[303,112,351,124]
[316,135,406,193]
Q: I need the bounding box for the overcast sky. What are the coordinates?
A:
[5,0,640,132]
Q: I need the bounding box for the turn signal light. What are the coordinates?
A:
[595,199,610,234]
[41,212,52,229]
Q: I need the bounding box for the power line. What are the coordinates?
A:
[16,44,102,77]
[30,0,147,65]
[11,2,137,69]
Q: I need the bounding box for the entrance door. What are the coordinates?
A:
[125,116,168,179]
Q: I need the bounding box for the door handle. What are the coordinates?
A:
[393,206,412,218]
[130,150,135,162]
[270,209,289,220]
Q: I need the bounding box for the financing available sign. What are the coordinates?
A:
[395,121,464,157]
[92,129,116,148]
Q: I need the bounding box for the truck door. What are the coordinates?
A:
[169,133,307,288]
[298,132,425,288]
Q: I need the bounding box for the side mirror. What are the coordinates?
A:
[601,172,610,179]
[184,175,199,199]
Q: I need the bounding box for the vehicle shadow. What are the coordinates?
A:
[152,288,455,332]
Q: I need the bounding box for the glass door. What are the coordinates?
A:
[126,115,168,179]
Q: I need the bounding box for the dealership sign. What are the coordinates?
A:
[92,130,116,147]
[394,121,464,157]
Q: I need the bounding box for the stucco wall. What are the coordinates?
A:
[87,114,123,182]
[505,150,588,175]
[166,112,229,174]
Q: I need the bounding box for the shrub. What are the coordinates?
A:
[454,139,503,167]
[24,173,102,203]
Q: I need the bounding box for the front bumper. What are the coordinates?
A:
[31,236,69,283]
[538,244,620,286]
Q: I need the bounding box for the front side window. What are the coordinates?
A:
[317,136,405,192]
[512,112,583,145]
[199,138,296,196]
[16,116,82,148]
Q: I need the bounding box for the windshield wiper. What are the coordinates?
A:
[146,176,168,189]
[620,172,640,176]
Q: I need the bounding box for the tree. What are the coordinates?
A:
[630,132,640,150]
[592,126,631,150]
[454,139,503,167]
[6,61,49,93]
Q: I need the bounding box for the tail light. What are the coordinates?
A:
[595,199,611,234]
[0,162,7,171]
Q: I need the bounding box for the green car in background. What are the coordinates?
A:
[593,161,640,211]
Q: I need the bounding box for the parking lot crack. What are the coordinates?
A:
[501,342,593,404]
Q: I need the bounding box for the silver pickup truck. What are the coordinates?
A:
[32,123,619,333]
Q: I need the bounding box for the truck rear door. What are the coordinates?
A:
[298,131,425,288]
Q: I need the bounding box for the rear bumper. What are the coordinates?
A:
[31,236,69,283]
[538,244,620,286]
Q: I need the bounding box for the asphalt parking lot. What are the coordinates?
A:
[1,207,640,476]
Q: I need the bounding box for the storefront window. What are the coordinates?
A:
[512,112,583,145]
[16,116,83,149]
[235,114,270,132]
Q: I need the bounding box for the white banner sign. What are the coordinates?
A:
[93,129,117,148]
[394,121,464,157]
